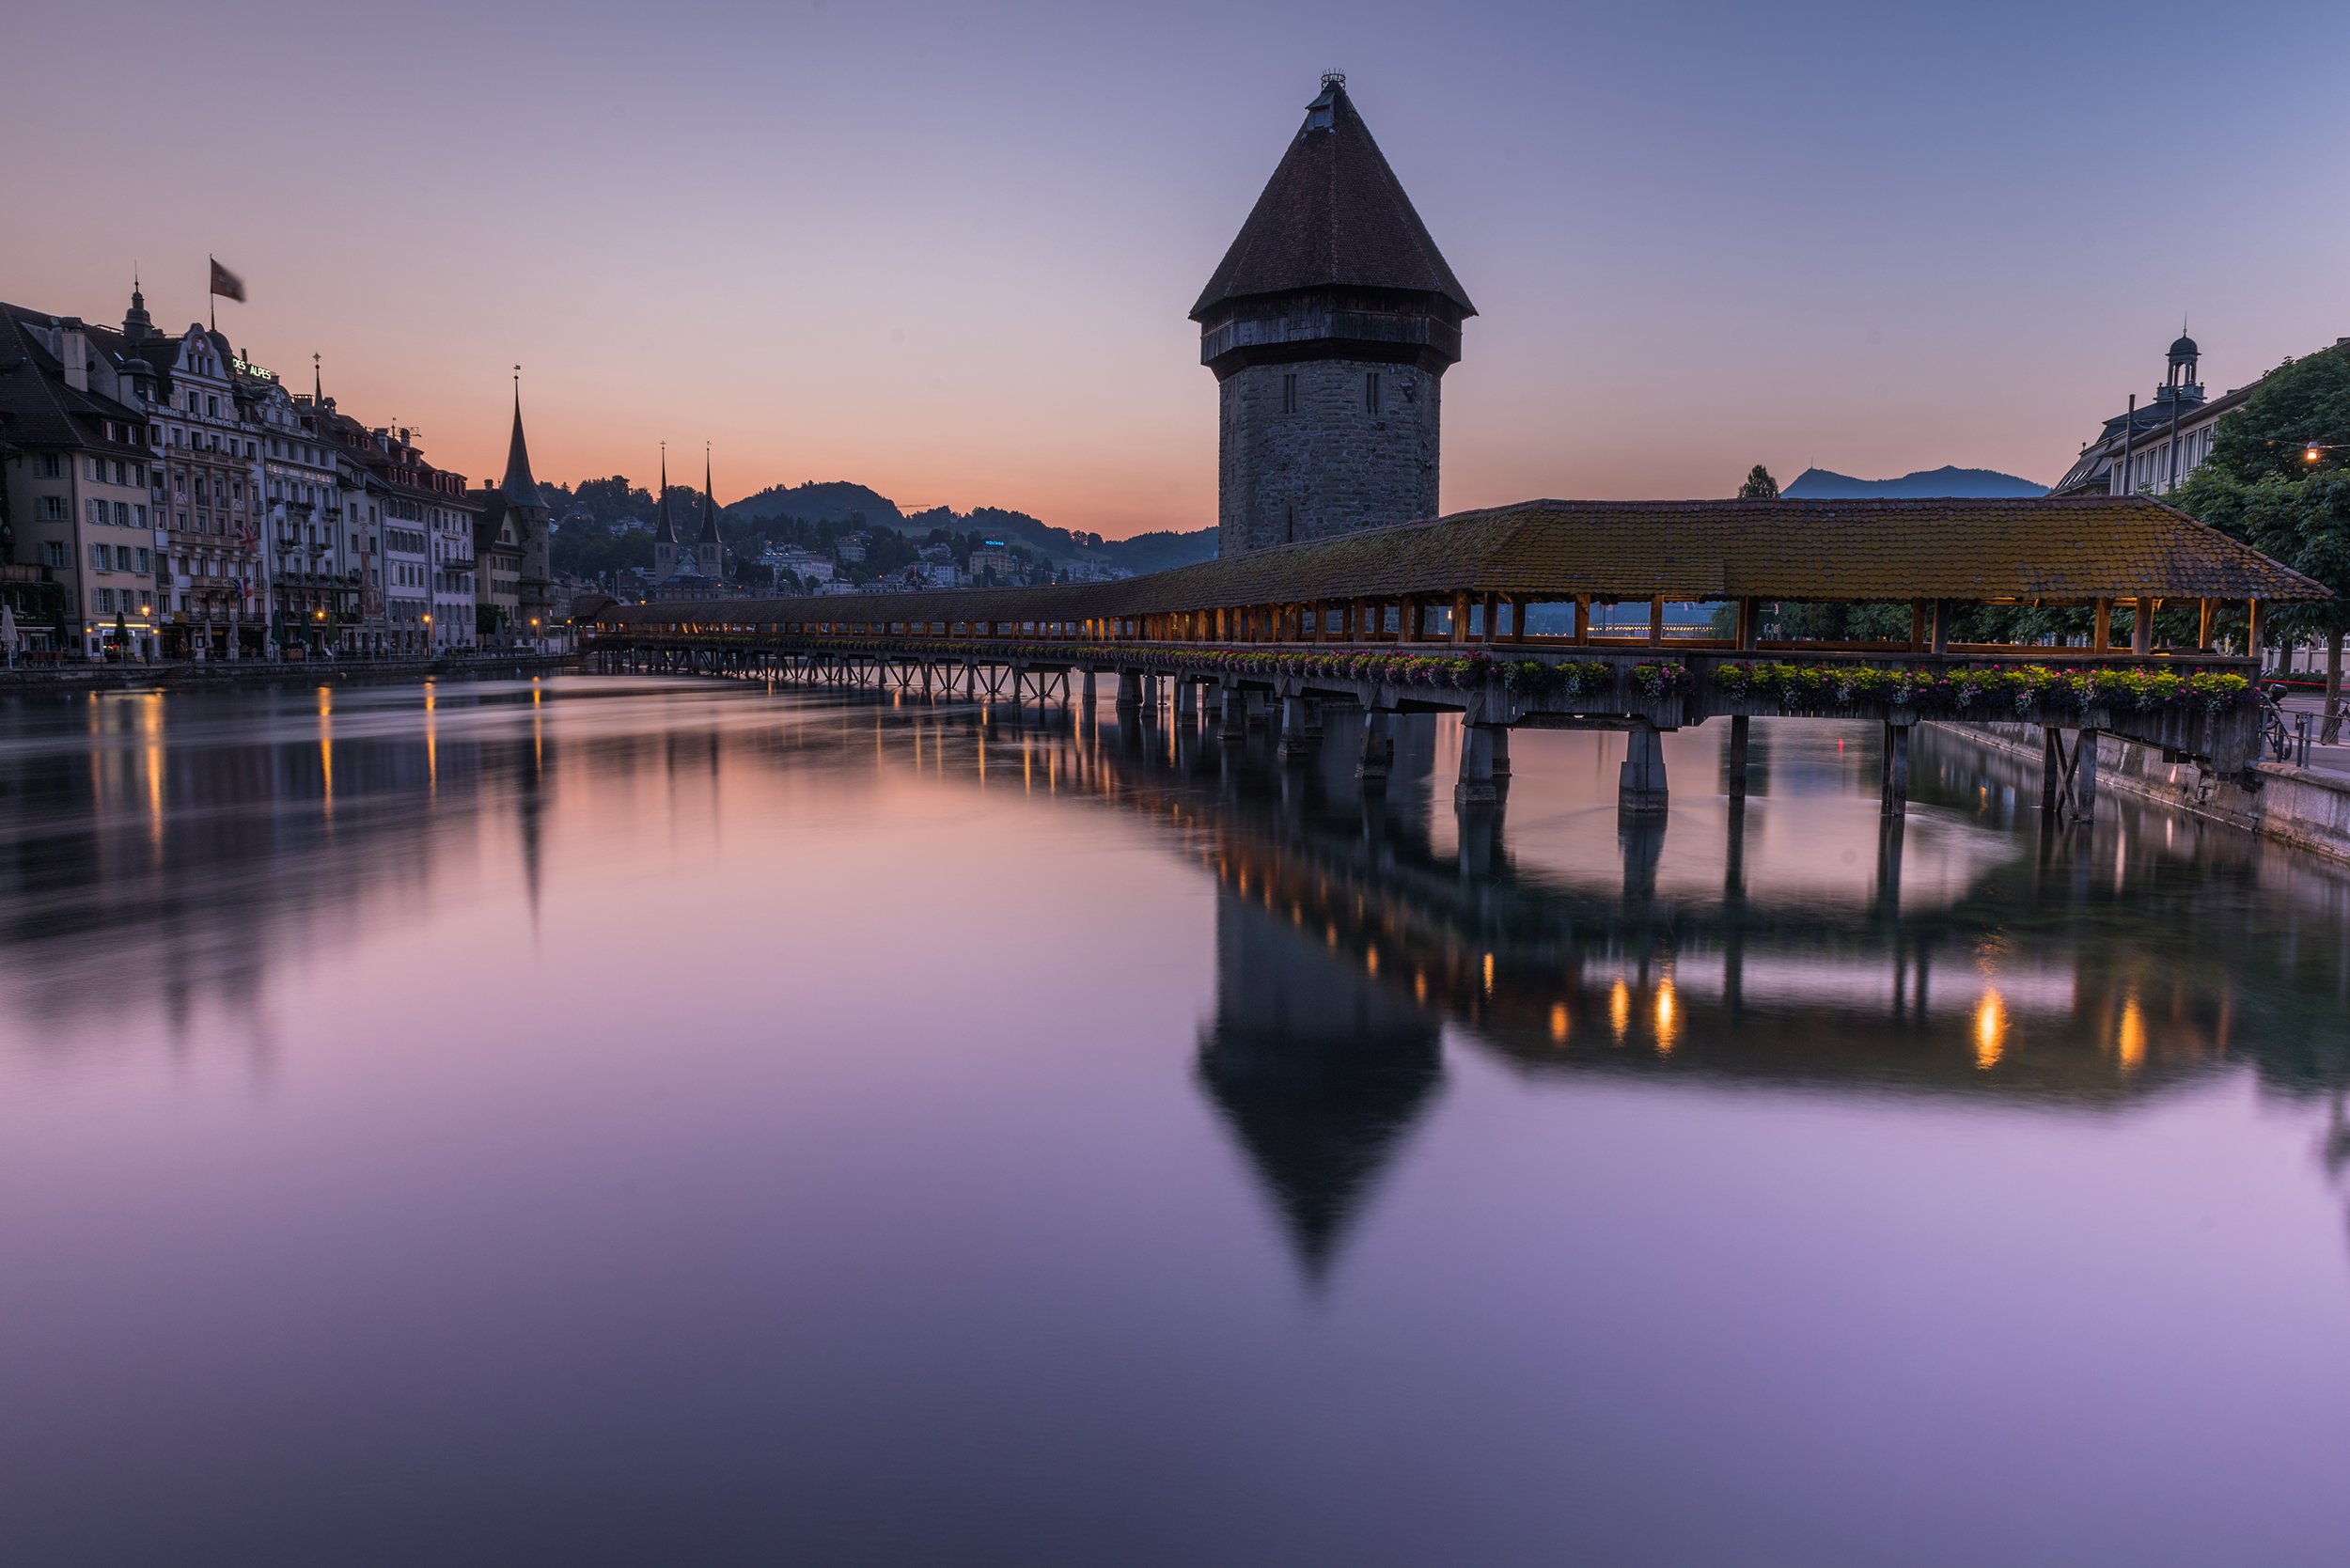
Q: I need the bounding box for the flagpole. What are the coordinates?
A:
[209,257,215,331]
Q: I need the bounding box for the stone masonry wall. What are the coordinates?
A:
[1218,358,1440,557]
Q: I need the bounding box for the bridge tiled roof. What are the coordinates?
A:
[595,495,2325,627]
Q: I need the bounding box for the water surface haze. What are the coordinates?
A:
[3,677,2348,1566]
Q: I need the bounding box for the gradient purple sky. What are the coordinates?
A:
[5,0,2345,535]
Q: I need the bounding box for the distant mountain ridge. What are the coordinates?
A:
[1782,465,2046,499]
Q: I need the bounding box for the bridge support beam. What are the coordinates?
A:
[1218,682,1248,741]
[1355,708,1394,784]
[1115,669,1142,710]
[1620,723,1669,815]
[1454,724,1501,808]
[1176,678,1198,721]
[1727,713,1750,799]
[1277,696,1317,763]
[1081,669,1095,709]
[1881,718,1912,817]
[2042,727,2098,823]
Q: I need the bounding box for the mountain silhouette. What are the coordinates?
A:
[1782,464,2045,498]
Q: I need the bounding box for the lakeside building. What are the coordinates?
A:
[0,309,158,656]
[2052,330,2350,499]
[1,284,542,660]
[250,362,357,650]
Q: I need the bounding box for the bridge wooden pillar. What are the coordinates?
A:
[1176,676,1198,720]
[2042,727,2098,822]
[1727,713,1750,798]
[1115,669,1142,709]
[2132,598,2154,656]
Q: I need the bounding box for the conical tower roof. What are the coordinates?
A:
[1192,75,1474,321]
[502,379,545,510]
[698,449,722,546]
[653,447,679,545]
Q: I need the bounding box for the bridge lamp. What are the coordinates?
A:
[2306,444,2324,463]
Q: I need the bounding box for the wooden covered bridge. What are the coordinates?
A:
[586,495,2324,817]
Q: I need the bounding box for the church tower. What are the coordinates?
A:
[697,449,725,579]
[502,378,553,630]
[651,447,680,582]
[1195,73,1474,557]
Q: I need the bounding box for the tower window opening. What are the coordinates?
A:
[1366,372,1381,414]
[1282,373,1298,415]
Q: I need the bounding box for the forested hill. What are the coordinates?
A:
[723,481,1214,572]
[544,473,1215,585]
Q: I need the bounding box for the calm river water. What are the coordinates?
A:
[4,676,2350,1565]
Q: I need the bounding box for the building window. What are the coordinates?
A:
[39,452,60,478]
[95,588,115,613]
[39,496,65,521]
[42,541,68,569]
[136,549,151,573]
[1282,373,1299,414]
[1365,372,1381,415]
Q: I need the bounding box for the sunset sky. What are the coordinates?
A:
[6,0,2346,537]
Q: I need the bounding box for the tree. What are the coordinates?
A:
[1737,464,1780,500]
[2174,346,2350,740]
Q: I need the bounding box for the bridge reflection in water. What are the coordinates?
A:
[4,675,2346,1285]
[1024,697,2330,1279]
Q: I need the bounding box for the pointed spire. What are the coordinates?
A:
[312,352,322,405]
[698,444,722,545]
[654,443,679,544]
[501,367,545,510]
